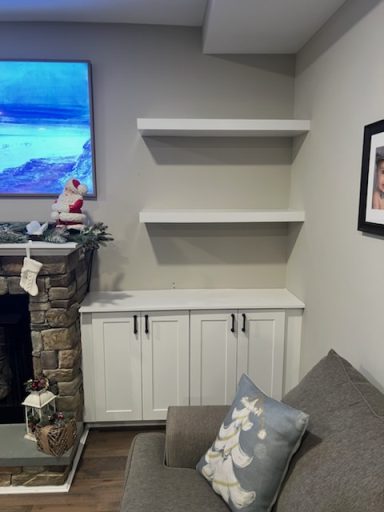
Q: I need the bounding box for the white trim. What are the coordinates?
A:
[283,310,303,392]
[0,242,77,256]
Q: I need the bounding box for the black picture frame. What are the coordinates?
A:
[358,119,384,236]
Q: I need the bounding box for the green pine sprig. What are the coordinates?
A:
[0,225,28,243]
[66,222,114,250]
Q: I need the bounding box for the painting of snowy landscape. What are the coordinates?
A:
[0,60,95,196]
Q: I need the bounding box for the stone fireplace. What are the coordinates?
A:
[0,245,91,487]
[0,246,91,422]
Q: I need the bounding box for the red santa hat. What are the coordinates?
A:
[66,178,88,196]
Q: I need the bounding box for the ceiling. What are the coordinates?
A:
[0,0,348,54]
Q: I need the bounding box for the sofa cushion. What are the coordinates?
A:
[275,349,384,512]
[196,374,309,512]
[120,432,228,512]
[166,405,229,468]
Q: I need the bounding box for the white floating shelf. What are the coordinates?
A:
[139,209,305,224]
[137,118,310,137]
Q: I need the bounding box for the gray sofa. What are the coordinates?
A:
[119,350,384,511]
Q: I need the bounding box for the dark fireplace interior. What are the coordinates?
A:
[0,294,33,423]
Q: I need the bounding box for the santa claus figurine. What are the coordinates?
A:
[51,178,88,230]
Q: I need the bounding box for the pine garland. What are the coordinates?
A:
[43,227,70,244]
[0,222,113,250]
[0,225,28,243]
[67,222,114,251]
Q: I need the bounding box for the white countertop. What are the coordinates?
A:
[79,288,305,313]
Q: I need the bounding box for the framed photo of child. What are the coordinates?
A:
[358,119,384,236]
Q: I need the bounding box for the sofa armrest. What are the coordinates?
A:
[165,405,229,469]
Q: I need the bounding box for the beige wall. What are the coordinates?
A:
[2,11,383,389]
[0,23,295,290]
[287,0,384,390]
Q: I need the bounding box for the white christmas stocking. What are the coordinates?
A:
[20,257,43,296]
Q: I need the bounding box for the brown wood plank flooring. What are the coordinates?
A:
[0,427,160,512]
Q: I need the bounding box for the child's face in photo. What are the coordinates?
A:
[377,160,384,193]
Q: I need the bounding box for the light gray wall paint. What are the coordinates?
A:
[287,0,384,390]
[0,23,295,290]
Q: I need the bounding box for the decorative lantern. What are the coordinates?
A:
[22,378,56,441]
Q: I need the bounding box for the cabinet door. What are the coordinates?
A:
[141,311,189,420]
[92,312,142,421]
[237,310,285,399]
[190,310,237,406]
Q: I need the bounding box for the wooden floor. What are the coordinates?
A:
[0,427,158,512]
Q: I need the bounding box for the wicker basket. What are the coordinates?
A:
[35,419,77,457]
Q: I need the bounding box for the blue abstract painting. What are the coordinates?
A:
[0,60,96,196]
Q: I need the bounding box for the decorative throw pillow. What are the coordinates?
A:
[196,374,309,512]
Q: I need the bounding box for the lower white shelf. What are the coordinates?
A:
[137,118,311,137]
[139,209,305,224]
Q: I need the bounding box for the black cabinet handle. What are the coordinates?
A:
[242,313,246,332]
[230,313,235,333]
[133,315,138,335]
[145,314,149,334]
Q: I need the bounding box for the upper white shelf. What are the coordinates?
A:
[137,118,311,137]
[139,209,305,224]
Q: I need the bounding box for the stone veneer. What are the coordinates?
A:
[0,247,91,487]
[0,247,91,420]
[0,463,71,487]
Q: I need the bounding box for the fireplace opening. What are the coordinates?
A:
[0,294,33,424]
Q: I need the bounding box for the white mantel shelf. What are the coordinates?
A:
[79,288,305,313]
[0,242,78,257]
[139,209,305,224]
[137,118,311,137]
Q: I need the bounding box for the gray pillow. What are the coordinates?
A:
[196,374,309,512]
[275,349,384,512]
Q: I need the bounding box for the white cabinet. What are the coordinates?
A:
[190,310,238,406]
[80,289,304,424]
[82,310,189,422]
[92,312,141,421]
[141,312,189,420]
[236,310,284,399]
[190,310,284,406]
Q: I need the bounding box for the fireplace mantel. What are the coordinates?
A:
[0,242,78,257]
